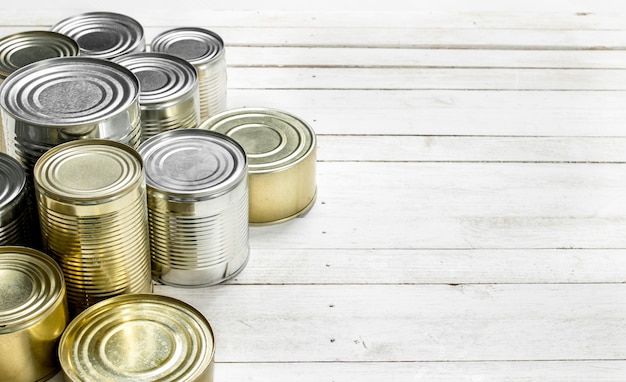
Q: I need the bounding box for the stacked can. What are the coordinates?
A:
[114,52,201,142]
[0,153,30,246]
[138,129,249,286]
[51,11,145,59]
[200,108,317,224]
[34,139,152,315]
[151,27,227,121]
[59,294,215,381]
[0,31,79,153]
[0,246,68,382]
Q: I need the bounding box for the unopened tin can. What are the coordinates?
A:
[0,30,79,153]
[34,139,152,315]
[51,11,145,59]
[59,294,215,381]
[0,246,68,382]
[114,52,200,141]
[151,27,227,121]
[199,108,317,224]
[138,129,249,286]
[0,153,30,246]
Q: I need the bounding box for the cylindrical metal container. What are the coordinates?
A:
[138,129,249,286]
[0,152,30,246]
[0,246,68,382]
[0,30,79,153]
[51,11,145,59]
[199,108,317,224]
[34,139,152,315]
[113,52,201,142]
[151,27,227,121]
[59,294,215,382]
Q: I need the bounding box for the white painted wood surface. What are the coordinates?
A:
[4,1,624,380]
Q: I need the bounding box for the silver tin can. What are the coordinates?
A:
[34,139,152,315]
[0,153,30,246]
[0,30,79,153]
[113,52,200,142]
[0,56,141,179]
[51,11,145,59]
[0,246,68,382]
[138,129,249,286]
[151,28,227,121]
[59,294,214,382]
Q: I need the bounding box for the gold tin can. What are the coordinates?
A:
[34,139,152,315]
[0,152,31,246]
[0,246,68,382]
[59,294,215,381]
[199,108,317,224]
[138,129,249,286]
[151,27,227,121]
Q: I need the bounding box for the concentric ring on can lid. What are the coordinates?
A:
[51,11,144,59]
[199,108,316,173]
[0,246,65,334]
[34,139,143,203]
[0,56,139,126]
[113,52,198,106]
[59,294,214,382]
[0,153,25,209]
[138,129,247,200]
[0,31,79,80]
[151,27,224,66]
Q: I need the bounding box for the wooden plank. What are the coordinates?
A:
[227,89,626,136]
[154,284,626,362]
[214,361,626,382]
[316,136,626,162]
[228,248,626,284]
[227,67,626,90]
[226,47,626,69]
[249,162,626,249]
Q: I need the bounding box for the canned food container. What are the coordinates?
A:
[138,129,249,286]
[0,246,68,382]
[151,27,227,121]
[59,294,215,382]
[0,30,79,153]
[114,52,201,141]
[51,11,145,59]
[199,108,317,224]
[0,153,30,246]
[0,56,141,180]
[34,139,152,315]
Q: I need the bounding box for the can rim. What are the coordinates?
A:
[151,27,225,66]
[0,153,26,211]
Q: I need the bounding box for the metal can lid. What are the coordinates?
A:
[151,27,224,66]
[34,139,143,204]
[0,31,79,79]
[113,52,198,107]
[0,153,25,210]
[59,294,214,381]
[138,129,246,200]
[51,11,145,59]
[199,108,316,173]
[0,246,65,334]
[0,56,139,127]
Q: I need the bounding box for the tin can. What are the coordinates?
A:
[59,294,215,381]
[151,27,227,121]
[0,246,68,382]
[199,108,317,224]
[0,30,79,153]
[51,11,145,59]
[138,129,249,286]
[113,52,201,142]
[34,139,152,315]
[0,152,30,246]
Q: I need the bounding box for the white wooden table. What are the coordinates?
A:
[3,1,625,380]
